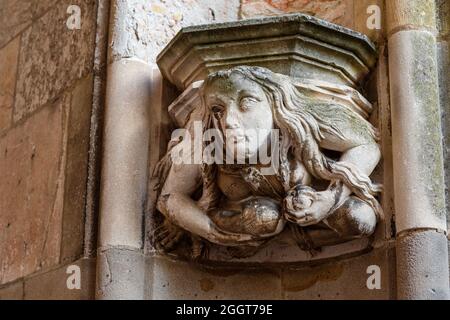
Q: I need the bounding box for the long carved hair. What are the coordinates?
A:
[155,66,383,220]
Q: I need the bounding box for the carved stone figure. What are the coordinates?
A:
[153,65,382,259]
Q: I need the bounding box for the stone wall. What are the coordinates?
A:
[0,0,447,300]
[0,0,98,298]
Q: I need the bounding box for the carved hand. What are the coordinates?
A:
[209,224,264,247]
[283,186,335,226]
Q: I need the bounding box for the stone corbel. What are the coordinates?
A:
[151,14,383,264]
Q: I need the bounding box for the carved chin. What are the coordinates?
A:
[225,143,256,160]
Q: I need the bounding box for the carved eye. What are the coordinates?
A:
[210,105,224,118]
[240,96,260,110]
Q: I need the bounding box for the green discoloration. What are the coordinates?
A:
[411,32,447,219]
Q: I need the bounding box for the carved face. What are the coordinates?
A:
[203,72,274,160]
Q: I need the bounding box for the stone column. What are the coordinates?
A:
[95,0,155,299]
[387,0,450,299]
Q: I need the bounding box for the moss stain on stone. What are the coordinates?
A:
[411,32,446,219]
[282,263,344,292]
[199,278,215,292]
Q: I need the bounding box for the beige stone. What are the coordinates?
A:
[388,30,447,233]
[13,0,96,122]
[108,0,240,65]
[282,246,396,299]
[0,0,58,49]
[240,0,353,28]
[396,230,449,299]
[60,76,94,263]
[99,58,154,249]
[0,280,23,300]
[353,0,385,44]
[386,0,437,35]
[157,14,377,90]
[0,36,20,132]
[147,256,282,299]
[24,258,95,300]
[0,96,67,284]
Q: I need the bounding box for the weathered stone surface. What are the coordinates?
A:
[437,41,450,227]
[437,0,450,36]
[240,0,353,29]
[60,76,93,263]
[157,14,377,90]
[389,30,447,233]
[386,0,437,34]
[396,230,449,299]
[108,0,240,64]
[13,0,96,122]
[0,280,24,300]
[0,0,59,49]
[146,256,282,299]
[0,97,67,284]
[96,248,144,300]
[24,258,95,300]
[282,246,396,299]
[100,59,154,250]
[353,0,385,44]
[0,36,20,132]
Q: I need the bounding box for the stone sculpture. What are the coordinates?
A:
[153,65,382,258]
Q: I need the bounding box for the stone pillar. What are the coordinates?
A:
[95,0,155,299]
[387,0,450,299]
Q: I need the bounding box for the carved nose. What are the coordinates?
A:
[225,110,239,129]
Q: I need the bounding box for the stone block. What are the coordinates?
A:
[396,230,449,299]
[13,0,96,121]
[100,59,155,250]
[0,36,20,132]
[386,0,437,34]
[0,97,67,284]
[146,256,282,299]
[0,280,24,300]
[60,75,94,263]
[353,0,385,44]
[109,0,240,64]
[281,246,396,299]
[240,0,353,29]
[24,258,96,300]
[96,247,145,300]
[0,0,59,49]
